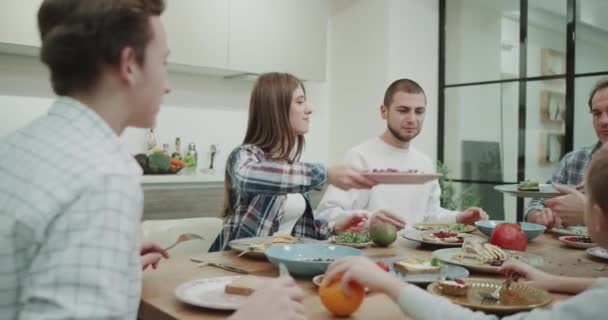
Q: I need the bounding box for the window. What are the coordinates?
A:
[439,0,608,220]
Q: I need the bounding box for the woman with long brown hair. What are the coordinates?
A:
[210,72,376,251]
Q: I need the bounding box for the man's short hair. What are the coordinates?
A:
[38,0,165,95]
[383,79,426,107]
[588,79,608,111]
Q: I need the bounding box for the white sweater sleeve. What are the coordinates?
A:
[423,178,459,224]
[316,150,373,222]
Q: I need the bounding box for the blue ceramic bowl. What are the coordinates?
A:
[475,220,546,240]
[265,243,363,278]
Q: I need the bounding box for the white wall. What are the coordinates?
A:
[327,0,439,164]
[327,0,389,164]
[0,0,442,173]
[0,53,332,174]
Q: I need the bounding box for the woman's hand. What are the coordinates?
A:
[334,213,368,233]
[326,165,377,190]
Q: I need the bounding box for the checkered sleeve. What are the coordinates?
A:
[18,174,142,320]
[231,147,327,195]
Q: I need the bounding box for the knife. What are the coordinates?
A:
[209,262,249,274]
[190,258,249,274]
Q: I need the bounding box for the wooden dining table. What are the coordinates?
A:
[139,233,608,319]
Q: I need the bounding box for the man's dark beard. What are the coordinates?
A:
[387,124,419,143]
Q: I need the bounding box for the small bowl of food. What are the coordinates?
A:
[264,243,363,278]
[558,236,597,249]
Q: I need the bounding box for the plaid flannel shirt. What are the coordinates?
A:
[209,144,331,252]
[525,142,602,219]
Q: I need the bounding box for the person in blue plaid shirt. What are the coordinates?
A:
[526,79,608,227]
[210,72,377,252]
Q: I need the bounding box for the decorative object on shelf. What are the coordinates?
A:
[147,129,157,151]
[540,48,565,77]
[184,143,198,168]
[540,90,565,123]
[172,137,182,160]
[539,132,565,166]
[135,150,185,175]
[209,144,218,170]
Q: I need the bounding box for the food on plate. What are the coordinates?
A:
[499,288,528,305]
[301,258,335,262]
[393,258,441,274]
[456,242,507,266]
[376,261,390,272]
[371,168,419,173]
[489,223,528,251]
[437,279,469,296]
[370,222,397,246]
[518,180,540,191]
[372,168,399,172]
[414,223,475,233]
[563,236,593,243]
[421,231,464,244]
[319,272,365,316]
[271,232,295,245]
[225,275,270,296]
[334,232,371,244]
[553,226,588,236]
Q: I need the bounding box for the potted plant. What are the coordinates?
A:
[437,161,481,210]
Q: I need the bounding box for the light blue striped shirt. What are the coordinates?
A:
[0,97,144,319]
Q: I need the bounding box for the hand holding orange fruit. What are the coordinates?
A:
[318,272,365,317]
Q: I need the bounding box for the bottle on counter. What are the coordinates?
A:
[162,143,170,156]
[184,143,198,168]
[147,129,157,151]
[172,137,182,160]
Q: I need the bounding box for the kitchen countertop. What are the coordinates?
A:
[141,171,224,190]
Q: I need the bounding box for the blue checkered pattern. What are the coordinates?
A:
[525,142,602,219]
[209,144,330,252]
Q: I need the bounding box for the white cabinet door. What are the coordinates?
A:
[0,0,42,52]
[163,0,229,70]
[228,0,328,81]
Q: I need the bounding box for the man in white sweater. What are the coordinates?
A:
[317,79,488,229]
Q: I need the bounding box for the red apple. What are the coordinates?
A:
[489,223,528,251]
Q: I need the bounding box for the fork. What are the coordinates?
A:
[479,272,518,302]
[163,233,205,251]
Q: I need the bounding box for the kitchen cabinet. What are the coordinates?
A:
[0,0,43,55]
[162,0,229,73]
[0,0,329,81]
[228,0,328,81]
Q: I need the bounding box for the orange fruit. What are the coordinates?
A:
[319,273,365,317]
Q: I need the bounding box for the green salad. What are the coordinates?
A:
[335,232,371,244]
[518,180,540,191]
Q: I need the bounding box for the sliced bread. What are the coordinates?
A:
[393,259,441,274]
[225,275,271,296]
